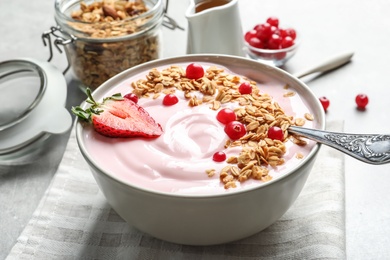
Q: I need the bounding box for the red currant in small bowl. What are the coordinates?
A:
[248,37,265,49]
[281,28,297,40]
[243,16,299,67]
[255,23,272,41]
[268,34,282,50]
[266,16,279,27]
[281,36,294,48]
[244,30,257,42]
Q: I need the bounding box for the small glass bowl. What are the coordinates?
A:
[244,36,300,67]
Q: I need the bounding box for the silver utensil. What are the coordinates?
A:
[289,51,390,165]
[293,51,354,78]
[289,126,390,165]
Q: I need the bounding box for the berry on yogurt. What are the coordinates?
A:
[163,94,179,106]
[186,63,204,80]
[213,151,227,162]
[216,108,236,124]
[224,121,246,140]
[268,126,284,141]
[124,93,139,103]
[238,82,252,95]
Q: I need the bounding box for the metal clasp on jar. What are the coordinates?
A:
[163,0,184,30]
[42,26,77,74]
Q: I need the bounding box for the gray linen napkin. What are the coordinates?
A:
[7,121,346,259]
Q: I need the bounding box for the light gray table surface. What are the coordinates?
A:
[1,0,390,259]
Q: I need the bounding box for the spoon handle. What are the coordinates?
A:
[289,126,390,165]
[293,51,354,79]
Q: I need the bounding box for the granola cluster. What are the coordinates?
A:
[64,0,160,89]
[130,65,313,189]
[70,0,150,38]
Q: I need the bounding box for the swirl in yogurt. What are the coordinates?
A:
[83,63,317,195]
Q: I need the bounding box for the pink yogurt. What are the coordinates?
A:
[82,62,317,195]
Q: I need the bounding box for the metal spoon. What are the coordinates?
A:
[293,51,354,78]
[289,126,390,165]
[288,51,390,165]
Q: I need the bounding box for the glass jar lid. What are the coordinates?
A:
[0,60,47,131]
[0,58,72,156]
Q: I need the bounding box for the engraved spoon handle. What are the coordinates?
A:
[289,126,390,165]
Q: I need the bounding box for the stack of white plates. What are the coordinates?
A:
[0,58,72,156]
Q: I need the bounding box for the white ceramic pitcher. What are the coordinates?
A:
[185,0,245,56]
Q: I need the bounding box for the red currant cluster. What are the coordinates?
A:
[213,81,254,162]
[216,108,245,140]
[214,81,286,162]
[319,94,369,112]
[244,17,297,50]
[213,108,246,162]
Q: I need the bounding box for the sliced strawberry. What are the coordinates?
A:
[92,99,162,137]
[72,88,163,138]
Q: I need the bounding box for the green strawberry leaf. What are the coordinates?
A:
[103,92,123,102]
[71,88,124,122]
[71,106,91,122]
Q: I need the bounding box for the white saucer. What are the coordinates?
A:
[0,58,72,154]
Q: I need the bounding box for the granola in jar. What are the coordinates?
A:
[54,0,164,89]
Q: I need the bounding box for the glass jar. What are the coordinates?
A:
[53,0,164,89]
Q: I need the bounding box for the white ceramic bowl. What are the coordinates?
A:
[75,54,325,245]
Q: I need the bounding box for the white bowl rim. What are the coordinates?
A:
[75,54,325,199]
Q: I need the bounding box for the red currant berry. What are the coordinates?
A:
[248,37,265,49]
[244,30,257,42]
[224,121,246,140]
[355,94,369,109]
[213,151,226,162]
[266,17,279,27]
[162,94,179,106]
[255,23,272,41]
[216,108,236,124]
[268,34,282,49]
[186,63,204,80]
[267,126,284,141]
[238,82,252,94]
[123,93,138,103]
[253,23,262,31]
[284,28,297,40]
[279,29,287,38]
[281,36,294,48]
[319,96,330,111]
[270,26,279,35]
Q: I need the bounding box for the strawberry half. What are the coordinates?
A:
[72,88,163,138]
